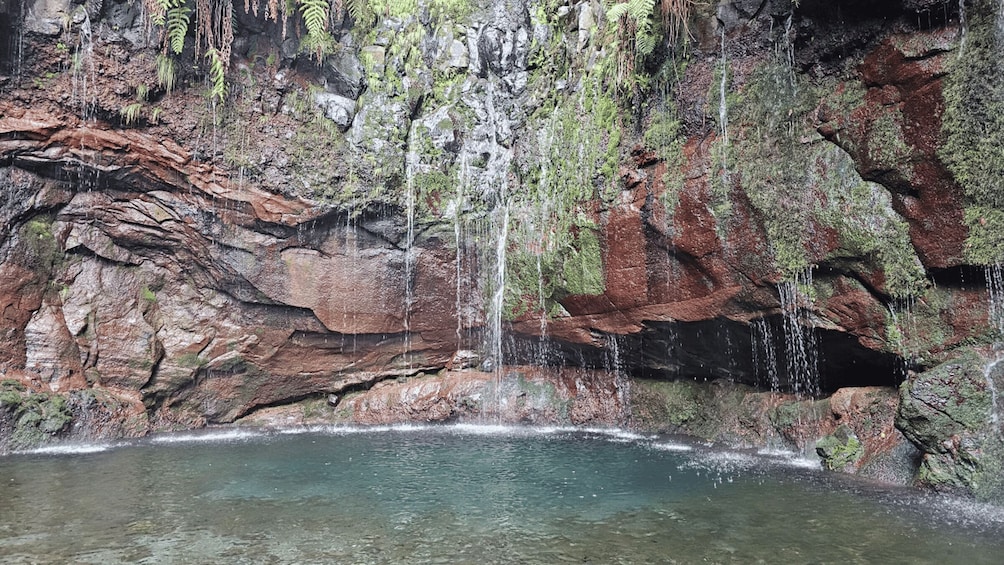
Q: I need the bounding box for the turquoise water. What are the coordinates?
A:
[1,425,1003,564]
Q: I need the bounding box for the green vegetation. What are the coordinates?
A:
[176,352,208,368]
[140,285,158,303]
[0,383,74,450]
[940,0,1004,264]
[644,106,685,224]
[725,58,925,297]
[815,425,864,471]
[20,216,62,271]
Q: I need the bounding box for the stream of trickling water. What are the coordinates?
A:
[778,268,820,396]
[2,426,1003,564]
[718,28,730,186]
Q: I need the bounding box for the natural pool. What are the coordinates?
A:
[1,425,1002,564]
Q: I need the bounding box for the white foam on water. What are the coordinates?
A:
[650,441,694,452]
[755,447,821,469]
[17,443,113,455]
[149,429,266,444]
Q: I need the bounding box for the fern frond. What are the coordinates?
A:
[156,53,177,93]
[299,0,329,37]
[635,28,656,56]
[121,102,144,125]
[148,0,171,26]
[166,0,192,55]
[205,47,227,103]
[606,2,630,21]
[345,0,374,27]
[629,0,655,21]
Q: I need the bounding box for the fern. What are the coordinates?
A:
[156,53,176,93]
[205,47,227,103]
[121,103,144,125]
[345,0,374,28]
[165,0,192,55]
[298,0,329,38]
[149,0,171,26]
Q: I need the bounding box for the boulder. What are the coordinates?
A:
[897,349,1004,499]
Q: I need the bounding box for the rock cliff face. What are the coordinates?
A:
[0,0,1002,497]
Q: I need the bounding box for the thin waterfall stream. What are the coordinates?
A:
[778,268,820,396]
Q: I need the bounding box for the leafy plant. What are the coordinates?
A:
[156,53,176,92]
[205,47,226,103]
[121,102,144,125]
[165,0,192,55]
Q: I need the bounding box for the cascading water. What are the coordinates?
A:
[778,268,819,396]
[751,317,780,390]
[403,132,419,368]
[717,28,730,186]
[473,78,515,389]
[985,264,1004,433]
[986,263,1004,337]
[71,12,97,120]
[984,358,1003,433]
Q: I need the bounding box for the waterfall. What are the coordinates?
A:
[717,28,730,186]
[71,12,96,120]
[479,80,514,375]
[778,268,819,396]
[453,153,470,349]
[751,317,780,391]
[985,358,1003,432]
[986,263,1004,337]
[403,137,418,368]
[488,201,510,371]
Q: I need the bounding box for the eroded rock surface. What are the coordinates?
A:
[0,0,998,498]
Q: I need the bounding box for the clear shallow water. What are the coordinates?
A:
[2,426,1003,564]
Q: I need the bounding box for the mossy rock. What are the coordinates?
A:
[816,425,865,471]
[4,389,74,450]
[896,349,992,450]
[897,348,1004,500]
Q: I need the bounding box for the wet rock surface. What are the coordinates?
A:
[896,349,1004,500]
[0,0,999,499]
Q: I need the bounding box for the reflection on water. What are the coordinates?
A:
[2,425,1003,564]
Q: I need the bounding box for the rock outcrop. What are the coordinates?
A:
[0,0,1001,499]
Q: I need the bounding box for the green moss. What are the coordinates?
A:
[963,206,1004,265]
[940,0,1004,263]
[6,389,74,449]
[140,285,157,303]
[731,61,820,276]
[815,425,865,471]
[727,59,925,297]
[644,103,686,224]
[867,110,913,176]
[0,379,26,406]
[21,216,62,269]
[560,228,604,296]
[176,352,207,369]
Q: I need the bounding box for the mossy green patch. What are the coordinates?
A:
[940,0,1004,264]
[20,215,62,270]
[726,59,925,297]
[644,102,686,225]
[3,388,74,450]
[815,425,865,471]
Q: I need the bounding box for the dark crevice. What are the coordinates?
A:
[928,264,989,290]
[513,316,903,396]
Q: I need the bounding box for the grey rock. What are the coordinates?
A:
[23,0,70,36]
[100,0,148,48]
[322,50,366,99]
[445,39,468,69]
[313,92,357,130]
[576,1,594,50]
